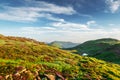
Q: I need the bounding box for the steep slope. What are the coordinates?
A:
[48,41,79,48]
[0,35,120,80]
[68,38,120,64]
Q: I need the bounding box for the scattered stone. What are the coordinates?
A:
[36,76,41,80]
[44,74,55,80]
[0,76,4,80]
[55,72,65,80]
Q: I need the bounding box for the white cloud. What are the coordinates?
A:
[87,20,96,26]
[51,20,98,31]
[2,23,120,43]
[109,23,115,26]
[24,1,76,15]
[21,27,56,32]
[77,13,92,18]
[52,22,89,31]
[0,1,75,22]
[106,0,120,13]
[20,20,98,32]
[4,26,119,43]
[0,8,39,22]
[58,29,120,42]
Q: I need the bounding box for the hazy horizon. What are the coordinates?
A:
[0,0,120,43]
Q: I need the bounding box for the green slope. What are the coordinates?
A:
[68,38,120,64]
[0,35,120,80]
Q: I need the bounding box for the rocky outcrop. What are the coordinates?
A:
[0,66,66,80]
[44,74,55,80]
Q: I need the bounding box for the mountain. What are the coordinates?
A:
[0,35,120,79]
[48,41,79,48]
[68,38,120,64]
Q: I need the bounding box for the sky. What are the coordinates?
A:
[0,0,120,43]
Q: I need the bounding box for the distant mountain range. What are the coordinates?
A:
[1,35,120,79]
[48,41,79,48]
[67,38,120,64]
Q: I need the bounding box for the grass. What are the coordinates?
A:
[0,35,120,79]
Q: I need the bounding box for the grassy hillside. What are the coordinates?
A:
[68,38,120,64]
[0,35,120,80]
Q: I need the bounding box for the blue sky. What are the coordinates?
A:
[0,0,120,42]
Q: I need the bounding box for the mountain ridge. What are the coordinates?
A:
[48,41,79,48]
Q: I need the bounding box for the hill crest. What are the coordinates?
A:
[68,38,120,64]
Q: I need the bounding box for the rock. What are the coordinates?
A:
[7,74,13,80]
[12,73,21,80]
[33,71,39,77]
[33,71,42,80]
[55,72,65,80]
[36,76,41,80]
[0,76,4,80]
[5,75,9,79]
[44,74,55,80]
[15,66,26,73]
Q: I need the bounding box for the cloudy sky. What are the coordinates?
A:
[0,0,120,43]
